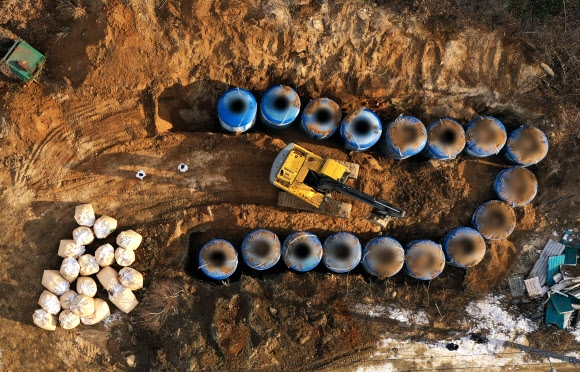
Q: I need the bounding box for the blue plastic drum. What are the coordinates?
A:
[362,236,405,277]
[198,239,238,280]
[340,108,382,151]
[472,200,516,240]
[403,240,445,280]
[464,116,507,157]
[442,227,486,268]
[322,232,362,273]
[259,85,300,130]
[494,167,538,207]
[241,229,281,270]
[503,125,549,166]
[300,98,342,140]
[282,231,323,272]
[421,118,466,160]
[217,88,257,133]
[380,116,427,159]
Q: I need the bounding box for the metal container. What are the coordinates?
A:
[300,98,342,140]
[322,232,362,273]
[493,166,538,206]
[362,236,405,277]
[198,239,238,280]
[282,231,323,272]
[472,200,516,240]
[442,227,486,268]
[380,116,427,159]
[241,229,281,270]
[464,116,507,157]
[217,88,257,133]
[403,240,445,280]
[340,108,382,151]
[260,85,300,129]
[503,125,549,166]
[421,118,466,160]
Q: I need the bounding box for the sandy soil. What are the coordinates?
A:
[1,0,579,370]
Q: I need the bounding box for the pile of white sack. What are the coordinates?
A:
[34,204,145,331]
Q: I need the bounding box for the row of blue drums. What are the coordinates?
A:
[217,86,549,165]
[198,228,487,281]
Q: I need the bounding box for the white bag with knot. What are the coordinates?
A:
[77,277,97,297]
[42,270,70,295]
[95,244,115,267]
[59,309,80,329]
[109,284,139,313]
[60,257,80,283]
[33,309,57,331]
[115,247,135,266]
[73,226,95,246]
[74,204,95,227]
[93,215,117,239]
[116,230,142,250]
[81,298,111,325]
[59,290,77,309]
[70,294,95,318]
[78,254,100,276]
[38,290,61,315]
[96,266,119,291]
[58,240,85,259]
[118,267,144,290]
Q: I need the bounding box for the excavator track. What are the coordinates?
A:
[277,192,352,219]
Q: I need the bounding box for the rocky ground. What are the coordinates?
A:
[0,0,579,370]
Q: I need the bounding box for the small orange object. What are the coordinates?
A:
[17,60,30,71]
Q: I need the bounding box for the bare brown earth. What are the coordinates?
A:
[1,0,579,370]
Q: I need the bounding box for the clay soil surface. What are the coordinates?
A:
[1,0,580,370]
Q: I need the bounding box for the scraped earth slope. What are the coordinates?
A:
[0,0,578,370]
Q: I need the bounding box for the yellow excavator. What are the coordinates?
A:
[270,143,405,227]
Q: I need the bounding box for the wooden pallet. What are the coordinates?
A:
[528,239,566,286]
[277,192,351,219]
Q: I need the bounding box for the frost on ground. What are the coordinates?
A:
[465,294,537,344]
[572,327,580,343]
[356,295,575,370]
[352,303,429,325]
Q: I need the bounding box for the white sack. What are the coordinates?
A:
[70,294,95,318]
[93,215,117,239]
[73,226,95,246]
[74,204,95,227]
[81,298,111,325]
[95,244,115,267]
[109,284,139,314]
[115,247,135,267]
[60,290,77,310]
[42,270,70,295]
[38,290,61,315]
[78,254,100,276]
[118,267,144,290]
[60,257,80,283]
[59,309,80,329]
[58,240,85,259]
[33,309,57,331]
[116,230,142,250]
[76,277,97,297]
[97,266,119,291]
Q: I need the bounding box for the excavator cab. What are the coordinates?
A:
[270,143,405,227]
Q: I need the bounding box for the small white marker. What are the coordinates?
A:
[136,170,146,180]
[178,163,188,172]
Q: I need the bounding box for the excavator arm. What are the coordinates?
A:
[305,171,405,219]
